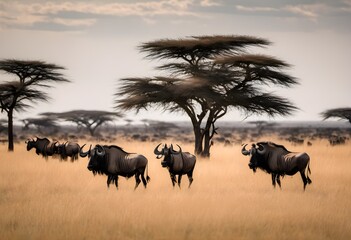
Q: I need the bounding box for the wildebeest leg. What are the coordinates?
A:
[187,170,194,188]
[177,175,182,188]
[276,175,281,189]
[300,171,308,190]
[134,172,141,190]
[307,176,312,184]
[140,170,148,188]
[170,173,177,187]
[271,174,277,188]
[71,154,78,162]
[114,175,119,190]
[107,175,113,188]
[306,164,312,184]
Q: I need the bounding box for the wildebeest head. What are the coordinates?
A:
[154,143,182,168]
[25,138,36,151]
[51,141,59,154]
[241,143,266,173]
[85,144,106,175]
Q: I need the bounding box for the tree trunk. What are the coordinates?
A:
[193,124,211,157]
[200,114,215,158]
[202,130,211,157]
[89,127,95,136]
[193,124,203,155]
[7,108,14,151]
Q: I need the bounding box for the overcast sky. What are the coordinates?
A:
[1,0,350,123]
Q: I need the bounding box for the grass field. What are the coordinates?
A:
[1,138,351,240]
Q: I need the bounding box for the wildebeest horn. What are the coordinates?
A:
[80,144,91,157]
[25,137,34,144]
[256,143,266,154]
[170,144,181,154]
[96,144,105,157]
[176,144,182,152]
[241,144,250,156]
[154,143,163,156]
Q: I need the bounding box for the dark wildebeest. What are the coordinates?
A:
[241,141,312,190]
[26,137,50,157]
[44,141,59,157]
[57,142,80,161]
[154,143,196,188]
[80,144,150,190]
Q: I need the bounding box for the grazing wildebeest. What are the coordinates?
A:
[57,142,80,161]
[241,142,312,190]
[154,143,196,188]
[80,144,150,190]
[26,137,50,157]
[44,141,59,157]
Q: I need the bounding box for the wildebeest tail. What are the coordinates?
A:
[145,163,151,182]
[306,162,312,184]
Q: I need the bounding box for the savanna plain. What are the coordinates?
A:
[1,135,351,240]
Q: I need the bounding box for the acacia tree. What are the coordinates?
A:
[0,59,69,151]
[22,117,59,134]
[321,108,351,124]
[42,110,123,136]
[115,35,298,157]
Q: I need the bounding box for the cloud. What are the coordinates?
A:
[284,4,325,19]
[235,2,350,21]
[340,0,351,12]
[236,5,278,13]
[0,1,197,30]
[1,1,350,32]
[51,17,96,27]
[200,0,221,7]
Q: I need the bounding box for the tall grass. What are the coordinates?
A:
[0,138,350,240]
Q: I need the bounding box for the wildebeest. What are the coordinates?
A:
[57,142,80,161]
[26,137,50,157]
[241,141,312,190]
[154,143,196,188]
[80,144,150,190]
[44,141,59,157]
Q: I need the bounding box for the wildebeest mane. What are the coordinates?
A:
[35,136,50,142]
[257,141,290,152]
[103,145,130,154]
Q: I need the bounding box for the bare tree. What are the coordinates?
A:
[42,110,123,136]
[0,59,69,151]
[115,35,298,157]
[321,108,351,124]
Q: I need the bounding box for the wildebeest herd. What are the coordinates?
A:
[26,137,312,190]
[26,137,80,161]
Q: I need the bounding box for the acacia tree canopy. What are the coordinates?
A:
[0,59,69,151]
[41,110,123,136]
[321,108,351,124]
[115,35,298,157]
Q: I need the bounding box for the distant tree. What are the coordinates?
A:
[144,119,179,136]
[42,110,123,136]
[0,118,6,133]
[22,117,59,134]
[321,108,351,124]
[115,35,298,157]
[0,59,69,151]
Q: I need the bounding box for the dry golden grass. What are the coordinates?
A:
[1,138,351,240]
